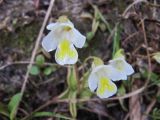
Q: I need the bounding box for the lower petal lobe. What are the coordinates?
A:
[97,77,117,98]
[97,77,115,95]
[57,39,76,59]
[55,39,77,65]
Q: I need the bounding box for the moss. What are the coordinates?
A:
[0,21,40,55]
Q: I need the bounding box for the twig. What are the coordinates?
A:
[0,61,57,70]
[136,19,153,120]
[122,31,140,46]
[27,85,146,117]
[36,77,56,86]
[141,98,156,120]
[141,88,160,120]
[127,20,152,119]
[0,0,3,4]
[81,107,114,120]
[141,19,152,86]
[22,85,145,120]
[152,0,157,19]
[147,1,160,8]
[122,0,147,18]
[19,1,55,117]
[20,0,55,95]
[132,43,143,55]
[129,85,142,120]
[105,23,117,50]
[22,80,148,120]
[124,113,130,120]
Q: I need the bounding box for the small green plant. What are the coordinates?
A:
[86,5,111,45]
[150,108,160,120]
[2,14,135,120]
[40,16,134,118]
[29,54,56,76]
[0,93,22,120]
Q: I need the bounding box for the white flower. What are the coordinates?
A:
[88,65,119,98]
[42,16,86,65]
[109,57,134,81]
[153,52,160,64]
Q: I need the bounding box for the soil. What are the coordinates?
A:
[0,0,160,120]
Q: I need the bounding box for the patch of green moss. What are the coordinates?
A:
[0,21,40,55]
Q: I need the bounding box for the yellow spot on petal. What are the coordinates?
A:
[97,77,115,95]
[63,26,72,31]
[56,39,76,60]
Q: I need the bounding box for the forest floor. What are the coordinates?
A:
[0,0,160,120]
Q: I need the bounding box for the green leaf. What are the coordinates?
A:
[36,54,45,66]
[33,111,73,120]
[113,49,124,59]
[156,96,160,103]
[67,66,78,91]
[43,67,53,76]
[79,88,93,99]
[86,32,94,41]
[33,111,53,117]
[92,5,111,33]
[8,93,22,120]
[80,70,90,88]
[79,71,93,99]
[29,65,40,75]
[112,25,121,58]
[92,19,99,34]
[99,23,107,32]
[117,84,126,96]
[57,15,69,23]
[80,12,93,19]
[142,70,160,85]
[117,85,127,111]
[58,88,70,99]
[69,91,77,119]
[151,108,160,120]
[92,57,104,67]
[83,42,89,48]
[94,6,100,20]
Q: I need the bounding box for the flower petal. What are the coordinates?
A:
[97,77,117,98]
[71,28,86,48]
[55,40,78,65]
[109,58,134,80]
[88,72,98,92]
[115,72,127,80]
[42,31,58,52]
[109,58,126,72]
[91,65,126,81]
[47,22,74,31]
[124,61,134,75]
[104,65,128,81]
[46,23,58,30]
